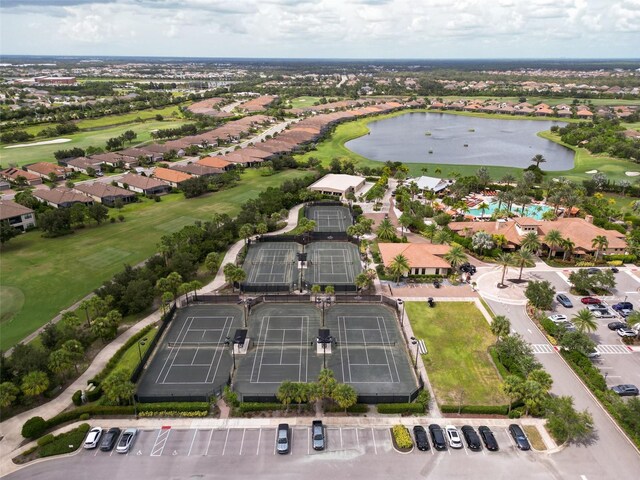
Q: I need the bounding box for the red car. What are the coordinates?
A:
[581,297,602,305]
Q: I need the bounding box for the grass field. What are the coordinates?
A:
[0,119,186,168]
[288,96,326,109]
[406,301,508,406]
[296,109,639,182]
[0,168,309,350]
[106,325,159,380]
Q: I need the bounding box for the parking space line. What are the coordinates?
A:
[221,429,230,456]
[257,429,261,455]
[150,427,171,457]
[187,429,198,456]
[273,429,277,455]
[307,428,310,455]
[355,428,360,448]
[340,428,343,449]
[204,429,215,456]
[239,429,246,455]
[371,428,377,455]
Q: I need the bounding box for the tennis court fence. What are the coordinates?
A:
[136,373,231,403]
[254,232,359,245]
[131,303,177,385]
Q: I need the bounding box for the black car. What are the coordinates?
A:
[100,427,121,452]
[608,321,628,331]
[478,426,499,451]
[460,426,482,451]
[428,424,447,450]
[508,424,531,451]
[586,267,600,274]
[556,294,573,308]
[460,263,477,275]
[610,267,620,273]
[413,426,430,451]
[612,302,633,311]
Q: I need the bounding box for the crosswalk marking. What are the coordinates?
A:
[531,344,555,354]
[595,344,632,355]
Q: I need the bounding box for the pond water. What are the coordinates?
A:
[345,112,574,170]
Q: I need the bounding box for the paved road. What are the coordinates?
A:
[486,298,640,479]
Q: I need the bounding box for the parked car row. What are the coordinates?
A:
[277,420,326,455]
[413,424,527,452]
[83,427,137,453]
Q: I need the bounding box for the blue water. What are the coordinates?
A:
[468,201,552,220]
[346,112,573,170]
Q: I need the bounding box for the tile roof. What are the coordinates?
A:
[33,187,93,206]
[197,156,232,169]
[119,173,170,190]
[74,182,134,198]
[0,199,33,220]
[377,243,452,269]
[153,167,192,184]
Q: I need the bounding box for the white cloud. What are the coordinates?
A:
[0,0,637,57]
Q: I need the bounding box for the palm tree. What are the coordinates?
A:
[513,249,536,280]
[544,229,564,259]
[591,235,609,261]
[387,253,411,283]
[376,218,396,241]
[433,228,453,245]
[572,309,598,334]
[561,238,575,261]
[501,173,516,185]
[521,232,541,253]
[398,213,412,236]
[531,154,546,168]
[20,370,49,399]
[490,315,511,343]
[495,190,509,211]
[477,202,490,218]
[422,223,438,243]
[444,245,468,270]
[495,252,514,286]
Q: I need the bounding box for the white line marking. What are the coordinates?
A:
[204,429,214,456]
[257,428,262,455]
[372,428,377,455]
[221,429,230,456]
[187,429,198,456]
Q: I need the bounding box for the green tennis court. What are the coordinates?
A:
[242,242,301,288]
[304,241,362,285]
[306,205,353,232]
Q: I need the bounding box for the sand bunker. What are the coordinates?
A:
[5,138,71,149]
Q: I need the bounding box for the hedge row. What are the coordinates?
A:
[488,347,510,380]
[440,404,510,415]
[237,402,284,413]
[138,402,209,413]
[138,410,208,418]
[88,324,156,387]
[603,254,637,263]
[391,425,413,449]
[560,350,607,393]
[376,403,424,414]
[38,423,91,458]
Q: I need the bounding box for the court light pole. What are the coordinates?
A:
[137,338,147,362]
[225,336,236,374]
[398,299,405,326]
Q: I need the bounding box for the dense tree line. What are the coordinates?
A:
[556,119,640,162]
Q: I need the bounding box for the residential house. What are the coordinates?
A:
[170,163,223,178]
[118,147,159,165]
[412,176,454,194]
[90,152,126,169]
[0,199,36,231]
[0,168,42,186]
[197,156,234,171]
[24,162,68,181]
[378,243,452,276]
[116,173,171,196]
[73,182,136,207]
[33,187,94,208]
[65,157,103,175]
[152,167,192,188]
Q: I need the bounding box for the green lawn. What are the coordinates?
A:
[288,96,326,109]
[295,109,638,182]
[106,325,159,380]
[0,168,309,350]
[406,301,508,406]
[0,120,187,169]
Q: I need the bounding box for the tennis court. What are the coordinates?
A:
[304,241,362,286]
[234,303,322,397]
[306,205,353,232]
[233,303,417,401]
[136,304,243,401]
[242,242,301,290]
[325,304,417,397]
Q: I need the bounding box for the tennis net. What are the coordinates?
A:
[167,341,227,349]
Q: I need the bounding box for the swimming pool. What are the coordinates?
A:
[468,201,552,220]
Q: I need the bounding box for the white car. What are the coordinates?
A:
[445,425,463,449]
[83,427,103,449]
[548,314,568,323]
[592,309,615,319]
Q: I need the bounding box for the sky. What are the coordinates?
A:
[1,0,639,59]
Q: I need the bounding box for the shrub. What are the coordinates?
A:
[508,408,524,419]
[138,410,208,418]
[39,424,90,458]
[22,416,47,439]
[72,390,83,406]
[607,260,623,266]
[79,413,90,421]
[561,350,607,392]
[37,434,55,447]
[391,425,413,449]
[540,317,560,338]
[377,403,424,414]
[488,346,510,379]
[137,402,209,413]
[237,402,284,414]
[86,386,103,402]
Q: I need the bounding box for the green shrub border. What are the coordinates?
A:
[488,346,510,380]
[38,423,90,458]
[440,404,510,415]
[237,402,284,414]
[377,403,424,415]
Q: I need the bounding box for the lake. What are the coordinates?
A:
[345,112,574,170]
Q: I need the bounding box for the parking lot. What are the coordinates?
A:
[78,424,538,460]
[532,269,640,390]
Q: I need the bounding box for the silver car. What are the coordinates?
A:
[116,428,137,454]
[445,425,463,449]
